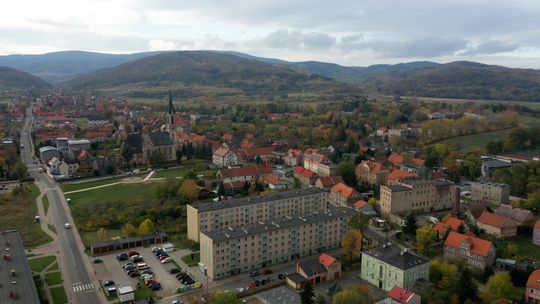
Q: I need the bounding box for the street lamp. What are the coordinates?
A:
[203,266,209,299]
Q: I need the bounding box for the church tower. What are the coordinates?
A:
[165,90,175,134]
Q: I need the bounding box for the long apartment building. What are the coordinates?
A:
[470,181,510,205]
[187,187,329,241]
[379,179,460,215]
[200,206,354,280]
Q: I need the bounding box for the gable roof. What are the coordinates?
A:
[495,204,535,224]
[298,259,327,277]
[218,164,272,178]
[241,146,274,157]
[477,211,514,229]
[387,286,415,304]
[444,231,493,257]
[330,183,359,199]
[294,166,316,177]
[434,217,465,235]
[388,169,418,182]
[387,153,425,167]
[527,268,540,290]
[148,132,174,146]
[214,146,234,157]
[316,176,344,188]
[357,160,387,174]
[319,253,337,268]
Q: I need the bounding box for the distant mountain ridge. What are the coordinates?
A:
[0,66,51,90]
[62,51,359,97]
[0,51,164,83]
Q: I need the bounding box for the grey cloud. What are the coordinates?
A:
[262,29,336,50]
[461,40,519,55]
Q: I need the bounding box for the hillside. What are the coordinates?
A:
[0,51,163,83]
[361,61,540,102]
[63,51,360,98]
[0,66,50,90]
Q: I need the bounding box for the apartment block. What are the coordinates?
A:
[379,179,460,216]
[470,181,510,205]
[186,187,329,241]
[199,206,354,280]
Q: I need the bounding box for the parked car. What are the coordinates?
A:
[262,269,273,275]
[104,280,115,287]
[159,255,170,261]
[133,257,144,263]
[151,247,162,252]
[131,255,143,261]
[116,253,128,261]
[142,274,154,281]
[145,280,157,287]
[191,282,202,289]
[93,258,103,264]
[169,268,181,274]
[249,270,260,277]
[236,287,245,293]
[137,262,149,270]
[150,283,162,291]
[128,251,139,257]
[122,262,134,269]
[161,257,172,264]
[141,270,154,275]
[129,271,141,277]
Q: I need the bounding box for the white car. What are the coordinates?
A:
[161,257,172,264]
[64,223,71,229]
[141,274,154,281]
[151,247,162,252]
[236,287,245,293]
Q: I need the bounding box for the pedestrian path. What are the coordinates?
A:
[63,170,156,194]
[72,282,95,293]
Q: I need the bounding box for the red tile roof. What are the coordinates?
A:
[357,160,387,174]
[263,175,280,185]
[241,146,274,157]
[433,217,465,235]
[294,166,316,177]
[387,153,425,167]
[316,176,344,188]
[388,169,418,181]
[330,183,359,199]
[527,268,540,290]
[219,164,271,178]
[477,211,513,229]
[213,146,233,157]
[387,286,415,304]
[354,200,368,209]
[319,254,337,268]
[444,231,493,257]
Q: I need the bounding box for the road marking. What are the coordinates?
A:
[73,282,94,293]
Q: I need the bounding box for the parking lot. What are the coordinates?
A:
[93,246,199,299]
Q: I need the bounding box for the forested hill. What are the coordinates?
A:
[0,66,51,90]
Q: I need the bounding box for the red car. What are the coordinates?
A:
[129,271,140,277]
[128,251,139,257]
[248,282,256,289]
[262,269,273,275]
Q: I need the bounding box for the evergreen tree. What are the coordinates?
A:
[455,266,478,303]
[403,213,418,238]
[300,282,315,304]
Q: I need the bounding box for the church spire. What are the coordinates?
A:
[168,89,174,114]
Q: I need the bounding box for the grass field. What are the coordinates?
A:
[0,185,52,247]
[154,167,188,178]
[495,235,540,261]
[45,271,63,285]
[50,286,68,304]
[61,176,129,192]
[181,252,200,267]
[438,128,514,153]
[29,255,56,272]
[43,196,49,215]
[49,261,59,271]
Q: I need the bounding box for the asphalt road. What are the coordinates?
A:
[21,107,102,304]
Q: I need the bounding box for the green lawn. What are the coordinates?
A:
[438,128,515,153]
[80,228,123,247]
[48,262,59,271]
[181,252,200,267]
[154,167,188,178]
[0,185,53,247]
[43,196,49,215]
[50,286,68,304]
[45,271,63,285]
[61,176,126,192]
[29,255,56,272]
[495,235,540,261]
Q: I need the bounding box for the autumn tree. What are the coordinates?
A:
[481,272,518,303]
[341,229,362,265]
[179,179,200,202]
[455,266,478,303]
[122,223,137,237]
[332,286,370,304]
[96,227,108,240]
[138,218,156,236]
[415,225,438,256]
[348,213,369,232]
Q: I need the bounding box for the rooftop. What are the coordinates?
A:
[192,187,327,212]
[444,231,493,257]
[0,230,41,304]
[201,206,354,242]
[363,244,430,270]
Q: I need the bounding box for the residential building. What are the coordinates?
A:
[495,204,536,226]
[356,160,389,186]
[315,176,344,189]
[303,151,336,177]
[379,179,460,215]
[360,244,430,291]
[444,231,496,269]
[287,253,342,289]
[39,146,61,163]
[533,220,540,246]
[141,132,176,163]
[375,286,421,304]
[527,269,540,304]
[67,139,91,157]
[263,175,287,190]
[354,200,378,216]
[470,181,510,205]
[330,183,361,206]
[238,146,274,163]
[284,149,303,167]
[294,166,317,186]
[476,211,517,238]
[217,164,272,183]
[212,146,239,168]
[186,187,329,241]
[0,230,41,303]
[199,206,354,280]
[387,169,418,185]
[433,217,467,238]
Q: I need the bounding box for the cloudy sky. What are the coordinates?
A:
[3,0,540,67]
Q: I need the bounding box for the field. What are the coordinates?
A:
[29,255,57,272]
[495,235,540,261]
[395,95,540,110]
[0,184,52,247]
[61,175,135,192]
[50,286,68,304]
[45,271,63,285]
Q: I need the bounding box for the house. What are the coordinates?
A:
[284,149,303,167]
[330,183,361,206]
[477,211,517,238]
[471,181,510,205]
[495,204,536,226]
[294,166,317,186]
[361,244,430,291]
[315,176,344,189]
[216,164,272,183]
[222,181,247,195]
[375,286,421,304]
[263,175,287,190]
[533,220,540,246]
[354,200,377,216]
[387,169,418,185]
[212,146,239,168]
[59,159,79,178]
[444,231,496,269]
[303,151,336,177]
[287,253,341,289]
[356,161,389,186]
[238,146,274,163]
[433,217,467,238]
[527,269,540,304]
[39,146,62,163]
[387,153,425,167]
